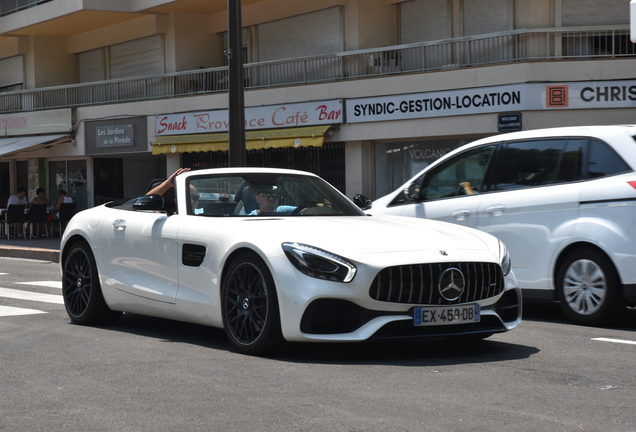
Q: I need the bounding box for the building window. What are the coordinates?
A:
[78,35,164,83]
[0,56,23,93]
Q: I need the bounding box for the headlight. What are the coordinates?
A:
[282,242,356,283]
[499,240,512,276]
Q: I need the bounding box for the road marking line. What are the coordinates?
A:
[0,287,63,304]
[17,281,62,289]
[0,305,47,317]
[592,337,636,346]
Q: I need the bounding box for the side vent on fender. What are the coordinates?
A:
[182,244,206,267]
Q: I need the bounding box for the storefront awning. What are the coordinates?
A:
[0,134,71,157]
[151,125,331,155]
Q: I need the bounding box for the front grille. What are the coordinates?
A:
[369,262,504,305]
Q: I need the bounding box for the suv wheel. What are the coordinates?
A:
[555,248,624,326]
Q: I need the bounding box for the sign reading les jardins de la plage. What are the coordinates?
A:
[156,100,343,136]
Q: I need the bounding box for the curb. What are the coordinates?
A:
[0,246,59,263]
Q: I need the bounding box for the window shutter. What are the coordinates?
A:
[78,48,106,83]
[0,56,23,88]
[110,35,164,79]
[400,0,450,43]
[258,7,342,61]
[562,0,628,26]
[463,0,511,36]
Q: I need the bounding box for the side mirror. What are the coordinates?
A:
[403,183,421,201]
[353,194,372,210]
[133,194,167,212]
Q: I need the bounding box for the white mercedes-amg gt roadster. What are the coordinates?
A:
[60,168,521,355]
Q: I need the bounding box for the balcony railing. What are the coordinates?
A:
[0,0,51,16]
[0,26,633,114]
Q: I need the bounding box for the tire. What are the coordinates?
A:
[62,240,122,325]
[555,248,624,326]
[222,251,284,355]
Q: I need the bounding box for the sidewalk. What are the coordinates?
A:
[0,236,61,262]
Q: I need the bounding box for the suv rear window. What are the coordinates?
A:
[587,139,630,178]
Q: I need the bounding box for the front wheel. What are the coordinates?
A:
[555,248,624,326]
[222,251,284,355]
[62,240,122,325]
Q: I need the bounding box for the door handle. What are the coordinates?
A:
[485,205,506,216]
[451,210,471,221]
[113,219,127,230]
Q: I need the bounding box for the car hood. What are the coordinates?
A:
[246,215,497,257]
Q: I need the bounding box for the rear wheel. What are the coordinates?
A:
[62,240,122,325]
[555,248,624,326]
[222,251,284,355]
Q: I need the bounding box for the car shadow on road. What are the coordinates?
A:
[276,338,539,366]
[92,312,539,366]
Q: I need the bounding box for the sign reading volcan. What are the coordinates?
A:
[156,100,342,136]
[346,85,525,123]
[96,124,134,147]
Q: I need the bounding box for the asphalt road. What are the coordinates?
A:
[1,256,635,432]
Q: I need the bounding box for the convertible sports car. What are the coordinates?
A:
[60,168,521,355]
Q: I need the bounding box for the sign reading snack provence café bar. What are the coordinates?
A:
[155,100,343,136]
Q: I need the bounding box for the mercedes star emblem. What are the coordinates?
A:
[438,267,465,301]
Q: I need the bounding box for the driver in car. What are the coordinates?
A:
[248,185,296,215]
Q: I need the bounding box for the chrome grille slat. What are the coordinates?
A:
[369,262,504,305]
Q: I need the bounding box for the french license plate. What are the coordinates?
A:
[414,304,480,326]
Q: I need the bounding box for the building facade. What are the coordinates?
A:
[0,0,633,210]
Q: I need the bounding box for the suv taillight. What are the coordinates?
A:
[629,181,636,189]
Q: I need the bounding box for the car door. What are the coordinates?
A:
[476,139,584,292]
[396,145,497,229]
[99,209,181,303]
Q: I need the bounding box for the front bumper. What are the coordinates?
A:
[270,255,522,342]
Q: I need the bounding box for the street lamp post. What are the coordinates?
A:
[227,0,246,167]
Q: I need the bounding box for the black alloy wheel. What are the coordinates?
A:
[62,240,122,325]
[222,251,283,355]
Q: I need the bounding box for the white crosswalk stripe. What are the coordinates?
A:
[0,287,64,304]
[0,281,63,317]
[17,281,62,289]
[0,305,47,316]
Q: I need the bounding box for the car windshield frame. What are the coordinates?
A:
[185,172,365,217]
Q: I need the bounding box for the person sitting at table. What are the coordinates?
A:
[50,189,74,236]
[54,189,73,217]
[32,187,48,205]
[30,187,52,236]
[7,186,28,237]
[8,186,28,206]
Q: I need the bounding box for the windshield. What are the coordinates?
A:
[186,173,364,217]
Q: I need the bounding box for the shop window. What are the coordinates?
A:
[49,160,87,212]
[374,139,468,199]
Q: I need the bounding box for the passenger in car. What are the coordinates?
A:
[145,168,199,214]
[459,181,478,195]
[146,168,191,197]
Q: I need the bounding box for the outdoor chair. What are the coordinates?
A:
[5,204,26,239]
[56,202,77,236]
[28,204,50,238]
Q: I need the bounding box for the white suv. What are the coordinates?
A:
[369,125,636,326]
